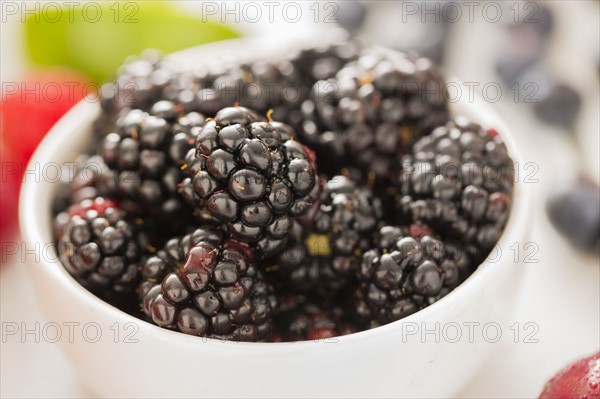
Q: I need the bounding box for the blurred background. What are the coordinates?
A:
[1,1,598,398]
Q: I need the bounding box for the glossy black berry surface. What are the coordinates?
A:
[95,107,207,237]
[139,228,276,341]
[395,117,514,261]
[355,226,474,325]
[57,198,145,298]
[269,175,383,294]
[298,48,449,179]
[180,106,317,251]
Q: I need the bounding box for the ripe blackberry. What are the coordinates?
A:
[355,225,473,325]
[395,117,514,258]
[139,230,276,342]
[211,60,304,116]
[289,37,365,88]
[272,294,359,342]
[98,106,205,232]
[273,175,383,290]
[160,66,228,117]
[180,106,317,251]
[299,48,449,179]
[96,50,177,137]
[57,198,145,297]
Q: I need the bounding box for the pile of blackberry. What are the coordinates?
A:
[53,41,514,342]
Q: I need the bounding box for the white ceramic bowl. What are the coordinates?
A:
[20,38,531,398]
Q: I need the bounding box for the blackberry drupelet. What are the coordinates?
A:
[355,225,473,325]
[299,48,449,179]
[395,117,514,259]
[57,198,145,297]
[272,294,359,342]
[180,106,317,252]
[281,175,383,284]
[139,229,277,341]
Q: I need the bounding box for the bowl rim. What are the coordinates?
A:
[19,37,530,350]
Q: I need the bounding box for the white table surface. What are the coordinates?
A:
[1,2,599,398]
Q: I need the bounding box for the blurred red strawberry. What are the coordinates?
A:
[0,69,90,242]
[539,352,599,399]
[0,142,22,241]
[1,69,90,164]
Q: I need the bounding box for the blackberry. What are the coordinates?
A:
[57,198,144,297]
[139,229,276,342]
[308,174,383,243]
[289,37,365,88]
[546,176,600,251]
[299,48,449,179]
[356,225,473,325]
[276,175,383,286]
[180,106,317,252]
[98,106,204,233]
[211,60,304,116]
[272,294,359,342]
[395,117,514,259]
[160,66,227,117]
[191,58,325,143]
[533,81,582,128]
[96,50,177,137]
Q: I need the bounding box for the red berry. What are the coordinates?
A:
[1,70,90,167]
[539,352,600,399]
[0,144,22,242]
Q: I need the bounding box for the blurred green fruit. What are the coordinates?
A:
[24,2,240,83]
